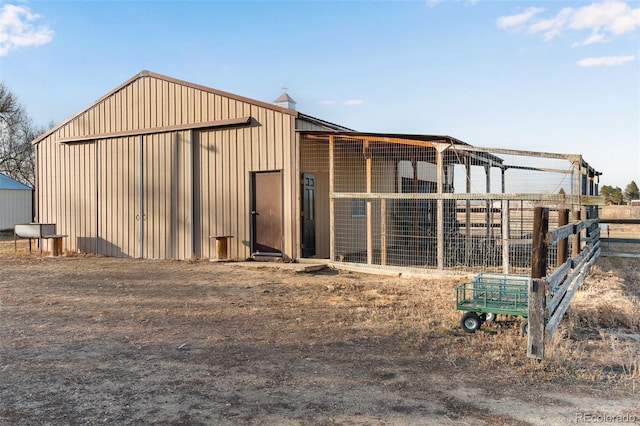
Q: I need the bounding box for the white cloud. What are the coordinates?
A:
[577,54,636,66]
[528,7,574,40]
[571,31,607,47]
[497,7,544,29]
[571,0,640,35]
[497,0,640,45]
[0,4,53,56]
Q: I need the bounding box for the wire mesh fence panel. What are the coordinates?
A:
[299,133,598,274]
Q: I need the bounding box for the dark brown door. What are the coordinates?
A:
[301,173,316,257]
[251,171,283,255]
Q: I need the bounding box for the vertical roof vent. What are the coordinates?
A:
[274,88,296,110]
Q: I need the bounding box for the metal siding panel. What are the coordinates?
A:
[156,134,165,259]
[0,190,32,230]
[151,134,159,259]
[97,102,104,134]
[113,90,121,133]
[162,79,169,127]
[222,96,229,120]
[193,131,202,258]
[214,94,222,122]
[214,131,223,237]
[225,129,235,248]
[90,143,97,250]
[177,132,185,258]
[138,78,146,129]
[71,143,89,253]
[143,134,152,257]
[206,130,214,258]
[257,107,268,170]
[147,78,155,128]
[181,130,191,259]
[201,130,210,250]
[173,84,180,125]
[238,103,251,259]
[275,111,284,169]
[129,82,137,130]
[223,128,231,236]
[129,138,138,256]
[165,133,171,258]
[52,141,62,252]
[250,105,260,170]
[235,126,247,260]
[60,142,68,244]
[180,84,187,124]
[97,140,105,255]
[262,109,271,170]
[67,145,78,251]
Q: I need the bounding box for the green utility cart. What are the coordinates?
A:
[455,273,531,334]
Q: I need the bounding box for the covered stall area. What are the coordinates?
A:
[298,131,601,274]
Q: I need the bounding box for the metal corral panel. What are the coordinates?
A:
[34,71,298,260]
[0,189,33,230]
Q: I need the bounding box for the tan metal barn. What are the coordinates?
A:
[32,70,349,260]
[34,70,601,272]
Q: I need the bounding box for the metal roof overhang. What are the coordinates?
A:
[299,130,504,167]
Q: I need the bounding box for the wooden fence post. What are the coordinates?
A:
[572,210,581,258]
[531,207,548,279]
[557,209,569,266]
[528,206,548,359]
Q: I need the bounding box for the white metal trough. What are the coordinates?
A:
[14,223,66,256]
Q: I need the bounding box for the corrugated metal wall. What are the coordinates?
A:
[0,189,32,230]
[35,72,297,260]
[195,105,295,260]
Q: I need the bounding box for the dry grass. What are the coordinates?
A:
[530,257,640,392]
[3,218,640,424]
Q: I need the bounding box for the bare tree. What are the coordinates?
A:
[0,82,45,187]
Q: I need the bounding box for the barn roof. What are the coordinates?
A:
[0,173,32,190]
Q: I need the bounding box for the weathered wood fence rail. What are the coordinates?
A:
[527,207,601,360]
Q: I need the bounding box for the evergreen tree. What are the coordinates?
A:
[624,180,639,202]
[612,187,624,205]
[600,185,614,204]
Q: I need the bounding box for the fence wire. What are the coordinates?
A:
[300,134,596,274]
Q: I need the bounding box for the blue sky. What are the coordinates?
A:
[1,0,638,188]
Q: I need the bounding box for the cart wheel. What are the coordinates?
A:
[484,313,497,323]
[520,319,529,336]
[460,312,482,333]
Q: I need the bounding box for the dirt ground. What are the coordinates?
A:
[1,237,639,425]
